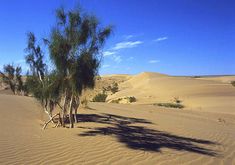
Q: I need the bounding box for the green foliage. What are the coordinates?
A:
[192,76,201,78]
[92,93,107,102]
[154,103,184,109]
[25,75,43,101]
[154,97,184,109]
[111,96,136,104]
[47,6,112,127]
[0,64,24,94]
[104,82,119,94]
[48,6,112,96]
[110,82,119,94]
[24,5,112,128]
[25,33,62,110]
[25,32,46,80]
[128,96,137,103]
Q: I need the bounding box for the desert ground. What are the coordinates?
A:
[1,72,235,164]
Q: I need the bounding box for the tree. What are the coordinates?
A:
[47,6,112,128]
[0,64,24,95]
[25,32,62,122]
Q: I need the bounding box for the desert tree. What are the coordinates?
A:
[0,64,24,95]
[25,32,62,122]
[47,6,112,128]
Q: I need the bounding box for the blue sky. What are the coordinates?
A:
[0,0,234,75]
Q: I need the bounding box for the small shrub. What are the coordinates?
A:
[110,82,119,94]
[111,96,136,104]
[231,81,235,87]
[128,96,136,103]
[111,98,122,103]
[192,76,201,78]
[154,103,184,109]
[104,82,119,94]
[92,93,107,102]
[173,97,182,104]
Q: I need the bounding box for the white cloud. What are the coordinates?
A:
[102,64,110,68]
[123,35,134,40]
[113,41,143,50]
[112,55,122,63]
[148,60,160,64]
[103,51,116,57]
[154,37,168,42]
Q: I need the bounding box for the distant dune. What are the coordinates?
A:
[107,72,235,114]
[0,72,235,164]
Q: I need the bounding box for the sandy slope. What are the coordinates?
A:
[107,72,235,114]
[0,93,235,164]
[1,72,235,164]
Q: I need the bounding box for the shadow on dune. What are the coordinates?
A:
[76,113,218,156]
[75,113,152,125]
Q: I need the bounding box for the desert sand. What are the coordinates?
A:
[0,72,235,164]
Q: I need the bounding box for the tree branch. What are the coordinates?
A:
[42,113,59,130]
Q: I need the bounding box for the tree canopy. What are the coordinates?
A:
[24,6,112,129]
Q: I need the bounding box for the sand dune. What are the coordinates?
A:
[107,72,235,114]
[0,73,235,164]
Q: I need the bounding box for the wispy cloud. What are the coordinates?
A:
[103,39,142,64]
[112,55,122,63]
[148,60,160,64]
[103,51,116,56]
[154,37,168,42]
[113,41,143,50]
[102,64,110,68]
[123,35,134,40]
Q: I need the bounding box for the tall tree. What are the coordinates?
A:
[48,6,112,128]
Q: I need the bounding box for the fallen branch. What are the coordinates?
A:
[45,110,55,124]
[42,113,59,130]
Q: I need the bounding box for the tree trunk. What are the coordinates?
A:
[68,95,74,128]
[43,99,55,124]
[74,97,79,123]
[61,92,67,127]
[74,106,78,123]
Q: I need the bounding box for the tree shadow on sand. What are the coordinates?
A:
[76,113,219,156]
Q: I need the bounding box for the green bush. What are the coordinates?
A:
[128,96,136,103]
[92,93,107,102]
[111,83,119,94]
[192,76,201,78]
[111,96,136,104]
[154,103,184,109]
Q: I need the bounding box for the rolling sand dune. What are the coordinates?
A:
[0,73,235,164]
[107,72,235,114]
